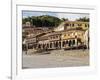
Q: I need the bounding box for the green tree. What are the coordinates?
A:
[22,15,62,28]
[76,17,89,22]
[61,18,68,22]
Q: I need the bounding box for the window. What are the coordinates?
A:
[65,23,69,26]
[79,24,82,26]
[68,34,70,36]
[53,36,55,39]
[50,37,52,39]
[56,36,58,38]
[64,34,66,37]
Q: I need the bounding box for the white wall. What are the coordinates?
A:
[0,0,100,80]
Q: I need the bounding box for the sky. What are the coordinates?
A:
[22,11,89,21]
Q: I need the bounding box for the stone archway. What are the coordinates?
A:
[50,43,52,48]
[68,40,72,47]
[47,44,49,49]
[62,41,66,47]
[38,44,41,48]
[66,40,68,44]
[72,39,75,46]
[43,44,45,49]
[55,41,58,48]
[59,41,61,49]
[77,38,82,45]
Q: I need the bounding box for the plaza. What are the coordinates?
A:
[22,49,89,69]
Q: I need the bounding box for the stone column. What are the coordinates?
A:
[64,40,66,48]
[48,43,50,49]
[75,38,78,46]
[60,41,62,49]
[52,42,54,49]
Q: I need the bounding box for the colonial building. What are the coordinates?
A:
[22,34,37,50]
[22,21,89,51]
[36,29,86,50]
[37,31,62,50]
[61,29,85,47]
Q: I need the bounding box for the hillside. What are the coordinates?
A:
[22,15,62,28]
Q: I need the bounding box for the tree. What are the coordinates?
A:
[76,17,89,22]
[22,15,62,28]
[61,18,68,22]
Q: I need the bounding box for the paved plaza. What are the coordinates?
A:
[22,49,89,69]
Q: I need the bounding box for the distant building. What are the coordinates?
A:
[26,21,31,26]
[54,21,89,31]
